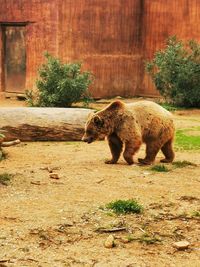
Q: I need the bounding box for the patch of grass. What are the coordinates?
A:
[0,149,7,161]
[106,199,143,215]
[192,211,200,217]
[126,234,135,242]
[0,173,13,186]
[159,102,179,111]
[139,233,162,245]
[175,127,200,150]
[150,164,170,172]
[172,160,197,168]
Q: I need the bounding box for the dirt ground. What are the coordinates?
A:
[0,98,200,267]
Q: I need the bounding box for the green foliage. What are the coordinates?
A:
[139,233,162,245]
[26,52,93,107]
[0,133,5,139]
[25,90,36,107]
[172,160,197,168]
[146,36,200,107]
[150,161,197,173]
[106,199,143,214]
[150,164,170,172]
[0,149,7,161]
[0,173,13,186]
[175,127,200,150]
[158,102,180,111]
[192,211,200,217]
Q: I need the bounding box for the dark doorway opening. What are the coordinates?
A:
[2,24,26,93]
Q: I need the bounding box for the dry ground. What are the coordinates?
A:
[0,98,200,267]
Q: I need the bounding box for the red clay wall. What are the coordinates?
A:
[1,0,200,98]
[58,0,143,98]
[0,0,59,92]
[0,0,143,98]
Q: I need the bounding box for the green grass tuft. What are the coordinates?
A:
[150,164,170,172]
[0,149,7,161]
[192,211,200,217]
[0,173,13,186]
[106,199,143,214]
[139,233,162,244]
[172,160,197,168]
[175,127,200,150]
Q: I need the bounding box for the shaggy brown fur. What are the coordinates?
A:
[82,100,175,165]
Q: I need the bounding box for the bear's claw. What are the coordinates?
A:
[138,158,153,165]
[105,159,117,164]
[160,158,173,163]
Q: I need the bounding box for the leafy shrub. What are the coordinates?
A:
[106,199,143,214]
[146,36,200,107]
[26,52,93,107]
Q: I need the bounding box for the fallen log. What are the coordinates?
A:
[1,139,21,147]
[0,107,93,141]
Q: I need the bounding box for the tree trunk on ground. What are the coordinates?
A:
[0,107,93,141]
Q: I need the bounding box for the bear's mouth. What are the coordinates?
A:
[87,137,94,144]
[82,136,95,144]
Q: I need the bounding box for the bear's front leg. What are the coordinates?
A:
[123,140,141,165]
[105,133,123,164]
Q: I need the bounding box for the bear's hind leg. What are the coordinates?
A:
[160,139,175,163]
[105,133,123,164]
[138,141,160,165]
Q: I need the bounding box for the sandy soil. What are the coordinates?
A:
[0,98,200,267]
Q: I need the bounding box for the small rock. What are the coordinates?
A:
[121,237,130,244]
[143,171,151,176]
[49,173,60,179]
[104,234,115,248]
[47,167,53,173]
[173,241,190,250]
[40,167,47,170]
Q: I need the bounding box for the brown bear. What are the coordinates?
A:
[82,100,175,165]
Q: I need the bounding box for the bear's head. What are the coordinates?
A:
[82,100,125,143]
[82,114,107,143]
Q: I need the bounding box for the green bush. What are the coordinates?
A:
[146,36,200,107]
[26,53,93,107]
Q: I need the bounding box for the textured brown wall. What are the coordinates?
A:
[0,0,143,98]
[58,0,143,98]
[1,0,200,97]
[0,0,59,92]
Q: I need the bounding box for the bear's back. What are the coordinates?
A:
[126,101,174,138]
[127,101,172,120]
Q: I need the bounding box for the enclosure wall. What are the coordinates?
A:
[1,0,200,97]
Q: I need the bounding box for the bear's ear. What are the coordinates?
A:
[93,115,104,128]
[107,100,125,111]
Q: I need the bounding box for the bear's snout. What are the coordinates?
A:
[81,135,94,144]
